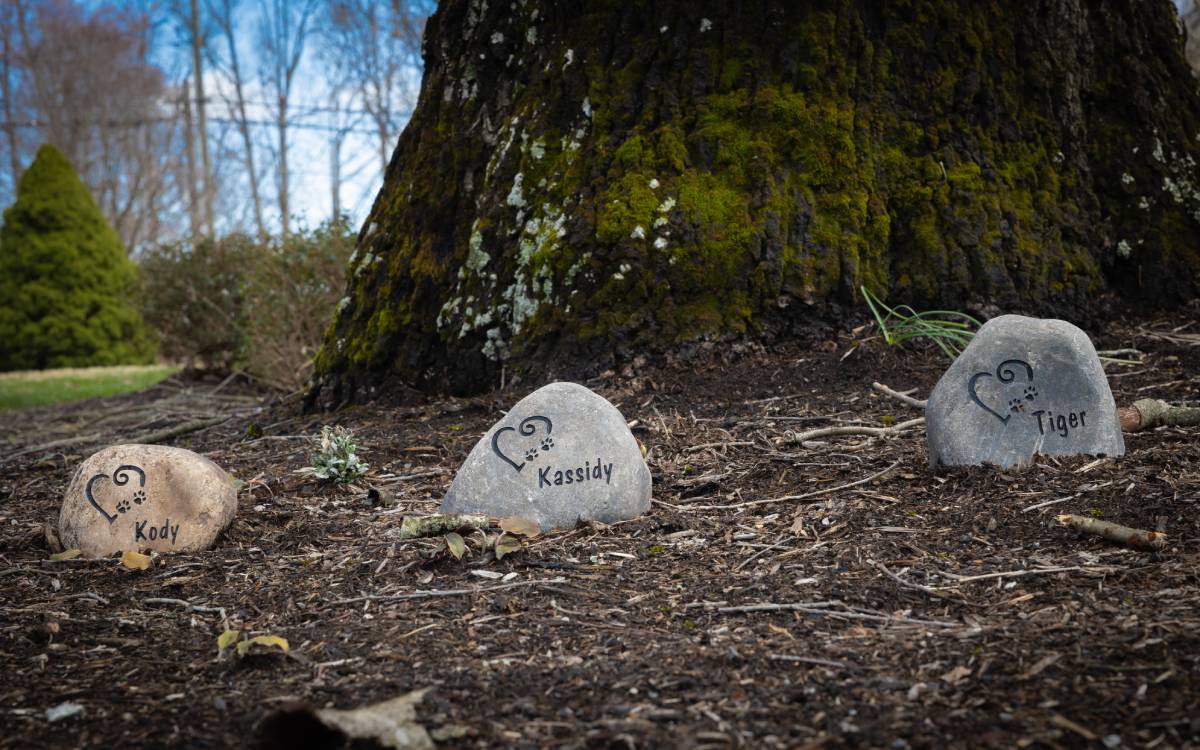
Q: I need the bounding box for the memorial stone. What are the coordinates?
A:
[59,444,238,557]
[925,315,1124,468]
[441,382,652,530]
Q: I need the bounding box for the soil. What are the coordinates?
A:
[1,309,1199,750]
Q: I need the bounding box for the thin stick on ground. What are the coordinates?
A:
[667,460,901,511]
[768,655,851,669]
[936,566,1095,583]
[327,577,569,606]
[1022,494,1078,513]
[143,597,229,627]
[716,601,959,628]
[874,561,950,597]
[780,418,924,445]
[1056,514,1167,550]
[131,415,231,445]
[872,382,928,410]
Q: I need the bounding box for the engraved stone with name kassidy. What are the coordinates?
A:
[925,315,1125,468]
[59,444,238,557]
[441,382,652,530]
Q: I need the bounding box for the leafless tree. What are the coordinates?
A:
[179,72,202,238]
[256,0,319,239]
[14,0,187,251]
[207,0,267,243]
[320,0,430,176]
[188,0,215,237]
[0,0,30,195]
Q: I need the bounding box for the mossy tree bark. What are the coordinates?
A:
[313,0,1200,404]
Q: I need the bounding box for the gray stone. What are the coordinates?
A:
[59,444,238,557]
[925,315,1124,468]
[441,382,652,530]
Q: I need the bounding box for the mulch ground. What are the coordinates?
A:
[2,308,1199,750]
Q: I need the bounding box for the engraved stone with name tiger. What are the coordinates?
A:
[59,444,238,557]
[925,314,1125,468]
[440,382,652,531]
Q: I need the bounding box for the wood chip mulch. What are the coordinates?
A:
[1,310,1198,749]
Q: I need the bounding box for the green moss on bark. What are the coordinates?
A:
[312,0,1200,403]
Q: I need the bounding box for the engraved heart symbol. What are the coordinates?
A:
[967,359,1035,424]
[491,415,554,473]
[85,465,147,525]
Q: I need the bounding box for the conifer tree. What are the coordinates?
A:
[0,145,154,371]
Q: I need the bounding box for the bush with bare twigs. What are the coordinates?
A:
[140,220,354,390]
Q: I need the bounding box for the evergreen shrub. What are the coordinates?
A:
[0,145,154,371]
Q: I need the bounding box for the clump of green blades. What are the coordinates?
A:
[861,286,981,359]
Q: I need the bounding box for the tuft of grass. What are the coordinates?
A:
[861,286,981,359]
[0,365,178,410]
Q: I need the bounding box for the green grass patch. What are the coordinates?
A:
[862,286,981,359]
[0,365,178,411]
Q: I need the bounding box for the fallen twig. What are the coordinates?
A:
[328,577,568,605]
[1096,348,1143,359]
[398,513,491,539]
[144,597,228,626]
[936,566,1088,583]
[874,561,951,597]
[1056,514,1167,551]
[1119,398,1200,432]
[871,382,928,409]
[1022,495,1078,513]
[717,601,958,628]
[768,655,851,669]
[0,433,103,466]
[734,537,791,570]
[131,415,232,445]
[671,460,901,511]
[781,417,924,445]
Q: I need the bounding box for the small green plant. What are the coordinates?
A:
[300,426,369,483]
[861,286,981,359]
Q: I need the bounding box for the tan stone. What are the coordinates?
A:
[59,444,237,557]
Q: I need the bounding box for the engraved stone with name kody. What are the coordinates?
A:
[441,382,652,530]
[925,315,1125,468]
[59,444,238,557]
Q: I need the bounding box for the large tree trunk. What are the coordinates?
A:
[311,0,1200,405]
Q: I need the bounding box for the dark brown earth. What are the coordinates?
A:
[2,308,1199,750]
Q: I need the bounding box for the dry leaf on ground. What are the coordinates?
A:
[121,550,152,570]
[256,689,433,750]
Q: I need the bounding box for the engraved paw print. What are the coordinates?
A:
[540,436,554,451]
[1008,398,1026,413]
[1024,385,1039,401]
[524,447,540,462]
[116,498,131,513]
[132,490,146,505]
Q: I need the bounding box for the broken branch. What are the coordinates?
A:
[781,417,924,445]
[399,513,491,539]
[1056,514,1167,551]
[1119,398,1200,432]
[871,382,928,409]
